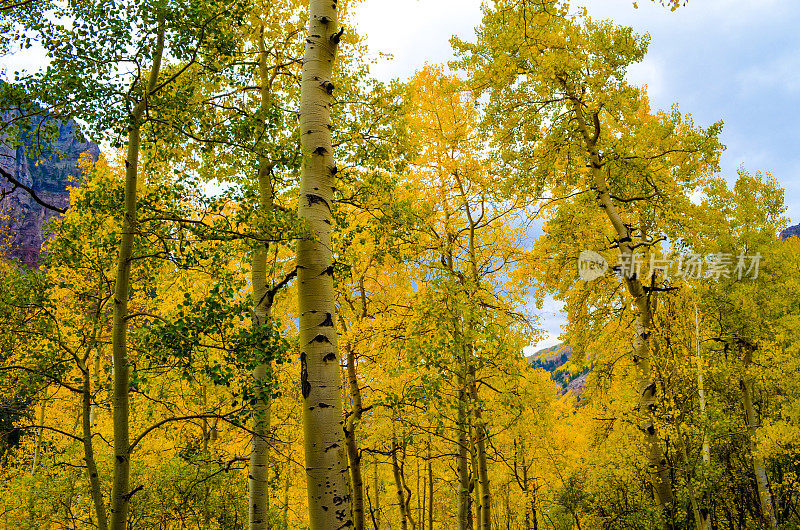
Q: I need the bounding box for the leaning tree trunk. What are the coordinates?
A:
[392,438,410,530]
[569,95,675,512]
[740,344,777,527]
[109,15,165,530]
[296,1,351,528]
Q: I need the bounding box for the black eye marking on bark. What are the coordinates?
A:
[321,264,334,276]
[313,146,329,155]
[310,334,331,344]
[320,312,334,327]
[306,194,330,210]
[319,403,332,409]
[323,352,336,363]
[300,352,311,399]
[331,28,344,45]
[330,165,338,175]
[321,80,335,94]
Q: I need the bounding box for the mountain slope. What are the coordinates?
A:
[0,119,99,266]
[527,343,588,396]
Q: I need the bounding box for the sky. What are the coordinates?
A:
[2,1,797,352]
[354,0,800,352]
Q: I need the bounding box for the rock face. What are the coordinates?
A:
[0,119,99,267]
[781,223,800,241]
[527,343,588,396]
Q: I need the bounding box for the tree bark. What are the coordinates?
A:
[453,169,491,530]
[740,344,777,527]
[469,375,491,530]
[344,334,365,530]
[109,15,165,529]
[83,359,109,530]
[249,26,278,530]
[569,95,675,511]
[427,442,434,530]
[297,1,351,528]
[456,383,471,530]
[392,437,416,530]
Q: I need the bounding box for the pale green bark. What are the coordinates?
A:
[249,27,278,530]
[297,1,351,528]
[109,15,165,529]
[83,358,108,530]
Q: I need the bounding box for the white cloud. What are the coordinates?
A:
[352,0,484,80]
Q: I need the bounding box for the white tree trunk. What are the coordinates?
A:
[297,1,351,528]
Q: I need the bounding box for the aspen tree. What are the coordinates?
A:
[296,1,352,528]
[249,25,278,530]
[110,15,165,527]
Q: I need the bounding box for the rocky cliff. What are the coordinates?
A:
[781,223,800,241]
[0,119,99,267]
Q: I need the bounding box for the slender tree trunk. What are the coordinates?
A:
[468,376,490,530]
[30,399,45,476]
[569,95,675,511]
[740,345,777,527]
[456,383,471,530]
[417,458,422,530]
[693,301,711,530]
[694,302,710,465]
[427,442,433,530]
[297,2,351,528]
[83,360,109,530]
[249,28,278,529]
[673,421,704,530]
[90,352,101,427]
[109,16,165,529]
[392,438,409,530]
[392,437,416,530]
[27,398,46,521]
[282,467,290,530]
[342,315,366,530]
[454,170,491,530]
[372,458,380,530]
[468,423,477,529]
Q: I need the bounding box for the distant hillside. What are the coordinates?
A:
[781,223,800,240]
[0,118,99,267]
[527,343,588,396]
